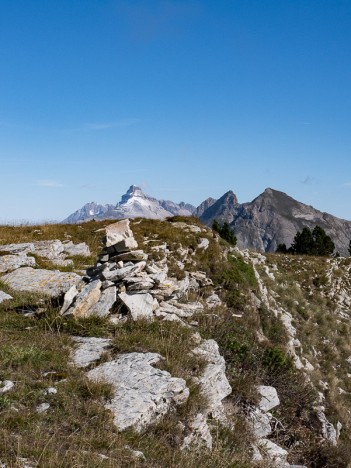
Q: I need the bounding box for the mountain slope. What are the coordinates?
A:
[63,185,194,223]
[199,188,351,256]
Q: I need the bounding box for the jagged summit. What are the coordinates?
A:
[199,188,351,256]
[63,186,195,224]
[120,185,146,204]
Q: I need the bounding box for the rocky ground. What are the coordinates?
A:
[0,218,350,467]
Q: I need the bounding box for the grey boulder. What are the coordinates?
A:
[118,292,154,320]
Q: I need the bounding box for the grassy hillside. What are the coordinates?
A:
[0,218,350,466]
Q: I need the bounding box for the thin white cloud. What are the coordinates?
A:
[341,182,351,187]
[84,119,141,131]
[37,180,64,188]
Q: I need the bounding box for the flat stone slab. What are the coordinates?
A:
[32,240,64,260]
[87,352,189,431]
[0,254,36,273]
[0,242,35,255]
[2,267,81,298]
[71,336,112,368]
[118,292,154,320]
[105,219,138,251]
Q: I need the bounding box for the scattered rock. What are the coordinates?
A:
[0,380,15,394]
[118,292,154,320]
[257,385,280,412]
[36,402,50,413]
[87,353,189,431]
[124,446,146,461]
[44,387,57,395]
[197,238,210,250]
[0,291,13,304]
[71,336,112,368]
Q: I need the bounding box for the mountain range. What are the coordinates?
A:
[64,185,351,256]
[63,185,195,224]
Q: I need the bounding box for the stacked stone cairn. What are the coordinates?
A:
[61,219,205,323]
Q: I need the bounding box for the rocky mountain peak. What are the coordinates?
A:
[121,185,147,204]
[63,186,194,223]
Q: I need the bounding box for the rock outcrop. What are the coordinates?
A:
[87,353,189,432]
[2,267,81,298]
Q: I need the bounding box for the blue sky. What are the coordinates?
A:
[1,0,351,222]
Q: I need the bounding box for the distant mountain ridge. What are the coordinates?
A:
[198,188,351,256]
[64,185,351,256]
[63,185,195,224]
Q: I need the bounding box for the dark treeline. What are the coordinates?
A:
[276,226,336,256]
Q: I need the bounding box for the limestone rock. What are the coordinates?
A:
[112,250,148,262]
[126,277,154,291]
[181,413,213,450]
[36,402,50,413]
[197,238,210,250]
[63,241,90,257]
[206,293,222,308]
[258,439,288,467]
[257,385,280,412]
[0,380,15,394]
[2,267,81,298]
[0,242,35,255]
[315,406,338,445]
[32,240,65,259]
[102,261,146,282]
[248,407,272,438]
[65,280,102,318]
[189,271,213,287]
[60,285,78,315]
[87,352,189,431]
[192,339,232,420]
[71,336,112,368]
[105,219,138,251]
[0,254,36,273]
[0,291,13,304]
[118,292,154,320]
[89,286,117,317]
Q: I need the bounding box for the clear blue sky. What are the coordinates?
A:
[1,0,351,222]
